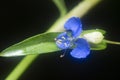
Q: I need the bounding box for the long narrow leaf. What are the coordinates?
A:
[0,32,61,57]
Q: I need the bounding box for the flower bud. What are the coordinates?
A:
[83,31,104,44]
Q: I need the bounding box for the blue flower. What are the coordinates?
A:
[55,17,90,59]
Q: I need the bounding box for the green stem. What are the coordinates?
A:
[52,0,67,17]
[48,0,102,32]
[6,55,38,80]
[104,39,120,45]
[5,0,101,80]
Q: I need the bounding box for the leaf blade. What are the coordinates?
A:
[0,32,61,57]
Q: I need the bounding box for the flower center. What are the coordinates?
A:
[55,32,75,49]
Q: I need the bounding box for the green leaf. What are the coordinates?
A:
[0,32,61,57]
[90,40,107,50]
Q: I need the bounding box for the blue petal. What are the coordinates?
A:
[64,17,82,38]
[70,38,90,59]
[55,32,71,49]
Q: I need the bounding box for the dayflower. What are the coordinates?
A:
[55,17,90,59]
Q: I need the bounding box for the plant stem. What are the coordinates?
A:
[104,39,120,45]
[52,0,67,17]
[5,0,101,80]
[6,55,38,80]
[47,0,102,32]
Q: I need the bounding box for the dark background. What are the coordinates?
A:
[0,0,120,80]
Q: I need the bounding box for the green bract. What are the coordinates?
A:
[80,29,107,50]
[90,40,107,50]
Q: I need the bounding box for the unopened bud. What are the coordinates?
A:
[83,31,104,44]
